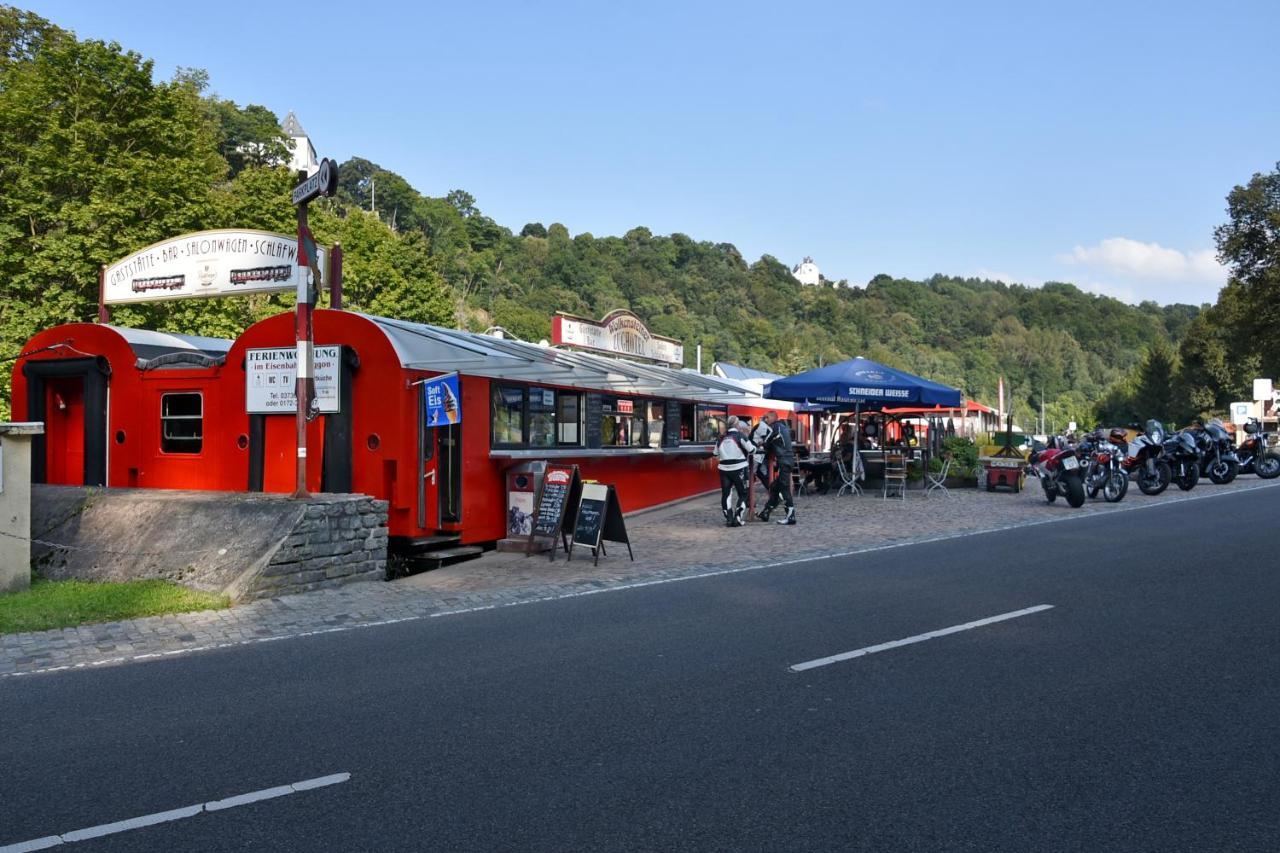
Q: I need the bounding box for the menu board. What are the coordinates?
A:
[570,482,633,565]
[572,483,609,550]
[584,393,604,449]
[664,400,682,446]
[532,464,578,539]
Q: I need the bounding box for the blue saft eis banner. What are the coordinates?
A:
[423,373,462,426]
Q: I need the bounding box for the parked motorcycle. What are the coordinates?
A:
[1236,417,1280,479]
[1193,418,1240,484]
[1161,430,1201,491]
[1115,421,1171,496]
[1028,437,1086,508]
[1079,429,1128,502]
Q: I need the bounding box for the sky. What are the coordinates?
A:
[25,0,1280,306]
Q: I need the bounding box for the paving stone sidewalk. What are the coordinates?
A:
[4,477,1277,679]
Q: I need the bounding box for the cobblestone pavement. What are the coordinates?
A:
[4,477,1278,680]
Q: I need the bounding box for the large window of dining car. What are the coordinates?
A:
[601,396,644,447]
[695,405,728,443]
[556,392,583,446]
[527,386,557,448]
[646,401,666,447]
[491,384,526,447]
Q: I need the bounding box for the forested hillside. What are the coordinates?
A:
[3,6,1274,430]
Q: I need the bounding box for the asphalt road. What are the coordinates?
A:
[2,485,1278,852]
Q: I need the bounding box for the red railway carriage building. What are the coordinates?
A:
[11,324,231,489]
[13,309,794,550]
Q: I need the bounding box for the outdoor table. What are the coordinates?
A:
[798,453,834,493]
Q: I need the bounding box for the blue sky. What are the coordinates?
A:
[28,1,1280,305]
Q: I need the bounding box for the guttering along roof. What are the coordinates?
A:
[361,314,780,406]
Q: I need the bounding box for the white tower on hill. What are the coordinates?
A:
[281,111,319,176]
[792,256,821,286]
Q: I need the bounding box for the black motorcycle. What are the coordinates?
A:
[1193,418,1240,484]
[1161,430,1201,491]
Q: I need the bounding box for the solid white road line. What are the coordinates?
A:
[4,480,1278,682]
[789,604,1055,672]
[0,773,350,852]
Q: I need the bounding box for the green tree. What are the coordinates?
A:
[1212,162,1280,377]
[0,13,225,416]
[1131,341,1178,420]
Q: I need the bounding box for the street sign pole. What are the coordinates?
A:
[291,158,339,499]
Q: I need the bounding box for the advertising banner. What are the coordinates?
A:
[423,373,462,427]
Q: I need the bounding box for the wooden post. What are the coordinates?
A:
[329,243,343,310]
[97,265,109,323]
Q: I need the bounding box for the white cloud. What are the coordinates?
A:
[1058,237,1226,284]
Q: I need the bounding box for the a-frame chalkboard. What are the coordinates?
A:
[569,482,633,566]
[527,463,581,561]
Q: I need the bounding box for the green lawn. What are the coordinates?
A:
[0,575,229,634]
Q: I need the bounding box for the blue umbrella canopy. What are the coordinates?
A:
[764,357,962,408]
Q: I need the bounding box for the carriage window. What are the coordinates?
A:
[557,393,582,445]
[160,392,203,454]
[528,387,557,448]
[491,385,526,446]
[696,405,728,443]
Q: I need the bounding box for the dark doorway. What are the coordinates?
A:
[23,357,109,486]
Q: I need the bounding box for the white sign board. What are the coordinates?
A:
[246,346,341,414]
[104,230,327,305]
[1229,401,1252,425]
[1254,378,1273,401]
[551,310,684,365]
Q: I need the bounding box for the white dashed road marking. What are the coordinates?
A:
[0,773,351,852]
[789,604,1055,672]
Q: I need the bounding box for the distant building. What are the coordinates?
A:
[792,256,821,286]
[281,111,319,176]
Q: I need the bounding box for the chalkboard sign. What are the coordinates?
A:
[584,394,603,449]
[570,482,633,566]
[529,463,580,560]
[664,400,682,447]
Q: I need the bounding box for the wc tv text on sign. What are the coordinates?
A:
[245,346,341,414]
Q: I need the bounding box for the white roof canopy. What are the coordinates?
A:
[364,315,786,407]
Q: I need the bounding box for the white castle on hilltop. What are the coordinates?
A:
[281,111,319,177]
[792,256,821,286]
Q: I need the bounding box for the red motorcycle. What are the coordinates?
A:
[1029,437,1086,508]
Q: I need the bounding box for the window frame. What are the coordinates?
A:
[490,384,528,448]
[159,391,204,455]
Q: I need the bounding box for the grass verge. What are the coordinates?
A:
[0,575,229,634]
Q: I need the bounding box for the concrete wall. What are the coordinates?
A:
[31,486,387,602]
[1,431,39,594]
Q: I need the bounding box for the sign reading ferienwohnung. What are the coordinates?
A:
[104,230,327,305]
[246,346,341,414]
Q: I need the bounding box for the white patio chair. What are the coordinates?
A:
[835,453,860,497]
[925,452,952,498]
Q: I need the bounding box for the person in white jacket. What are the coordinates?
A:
[715,416,753,527]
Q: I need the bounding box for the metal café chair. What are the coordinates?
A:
[835,453,861,497]
[883,452,907,501]
[925,452,952,498]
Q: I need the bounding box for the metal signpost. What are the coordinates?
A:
[290,158,339,498]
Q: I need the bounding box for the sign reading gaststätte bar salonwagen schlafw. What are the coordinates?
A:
[103,229,328,305]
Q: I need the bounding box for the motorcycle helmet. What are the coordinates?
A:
[1108,427,1129,446]
[1244,420,1259,435]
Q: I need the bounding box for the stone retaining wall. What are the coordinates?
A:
[31,486,389,602]
[246,496,389,600]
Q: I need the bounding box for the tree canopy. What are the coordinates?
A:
[1,5,1263,433]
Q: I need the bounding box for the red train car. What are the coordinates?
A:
[13,311,796,550]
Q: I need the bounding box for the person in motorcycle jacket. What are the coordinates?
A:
[748,416,773,490]
[714,416,753,527]
[756,412,797,525]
